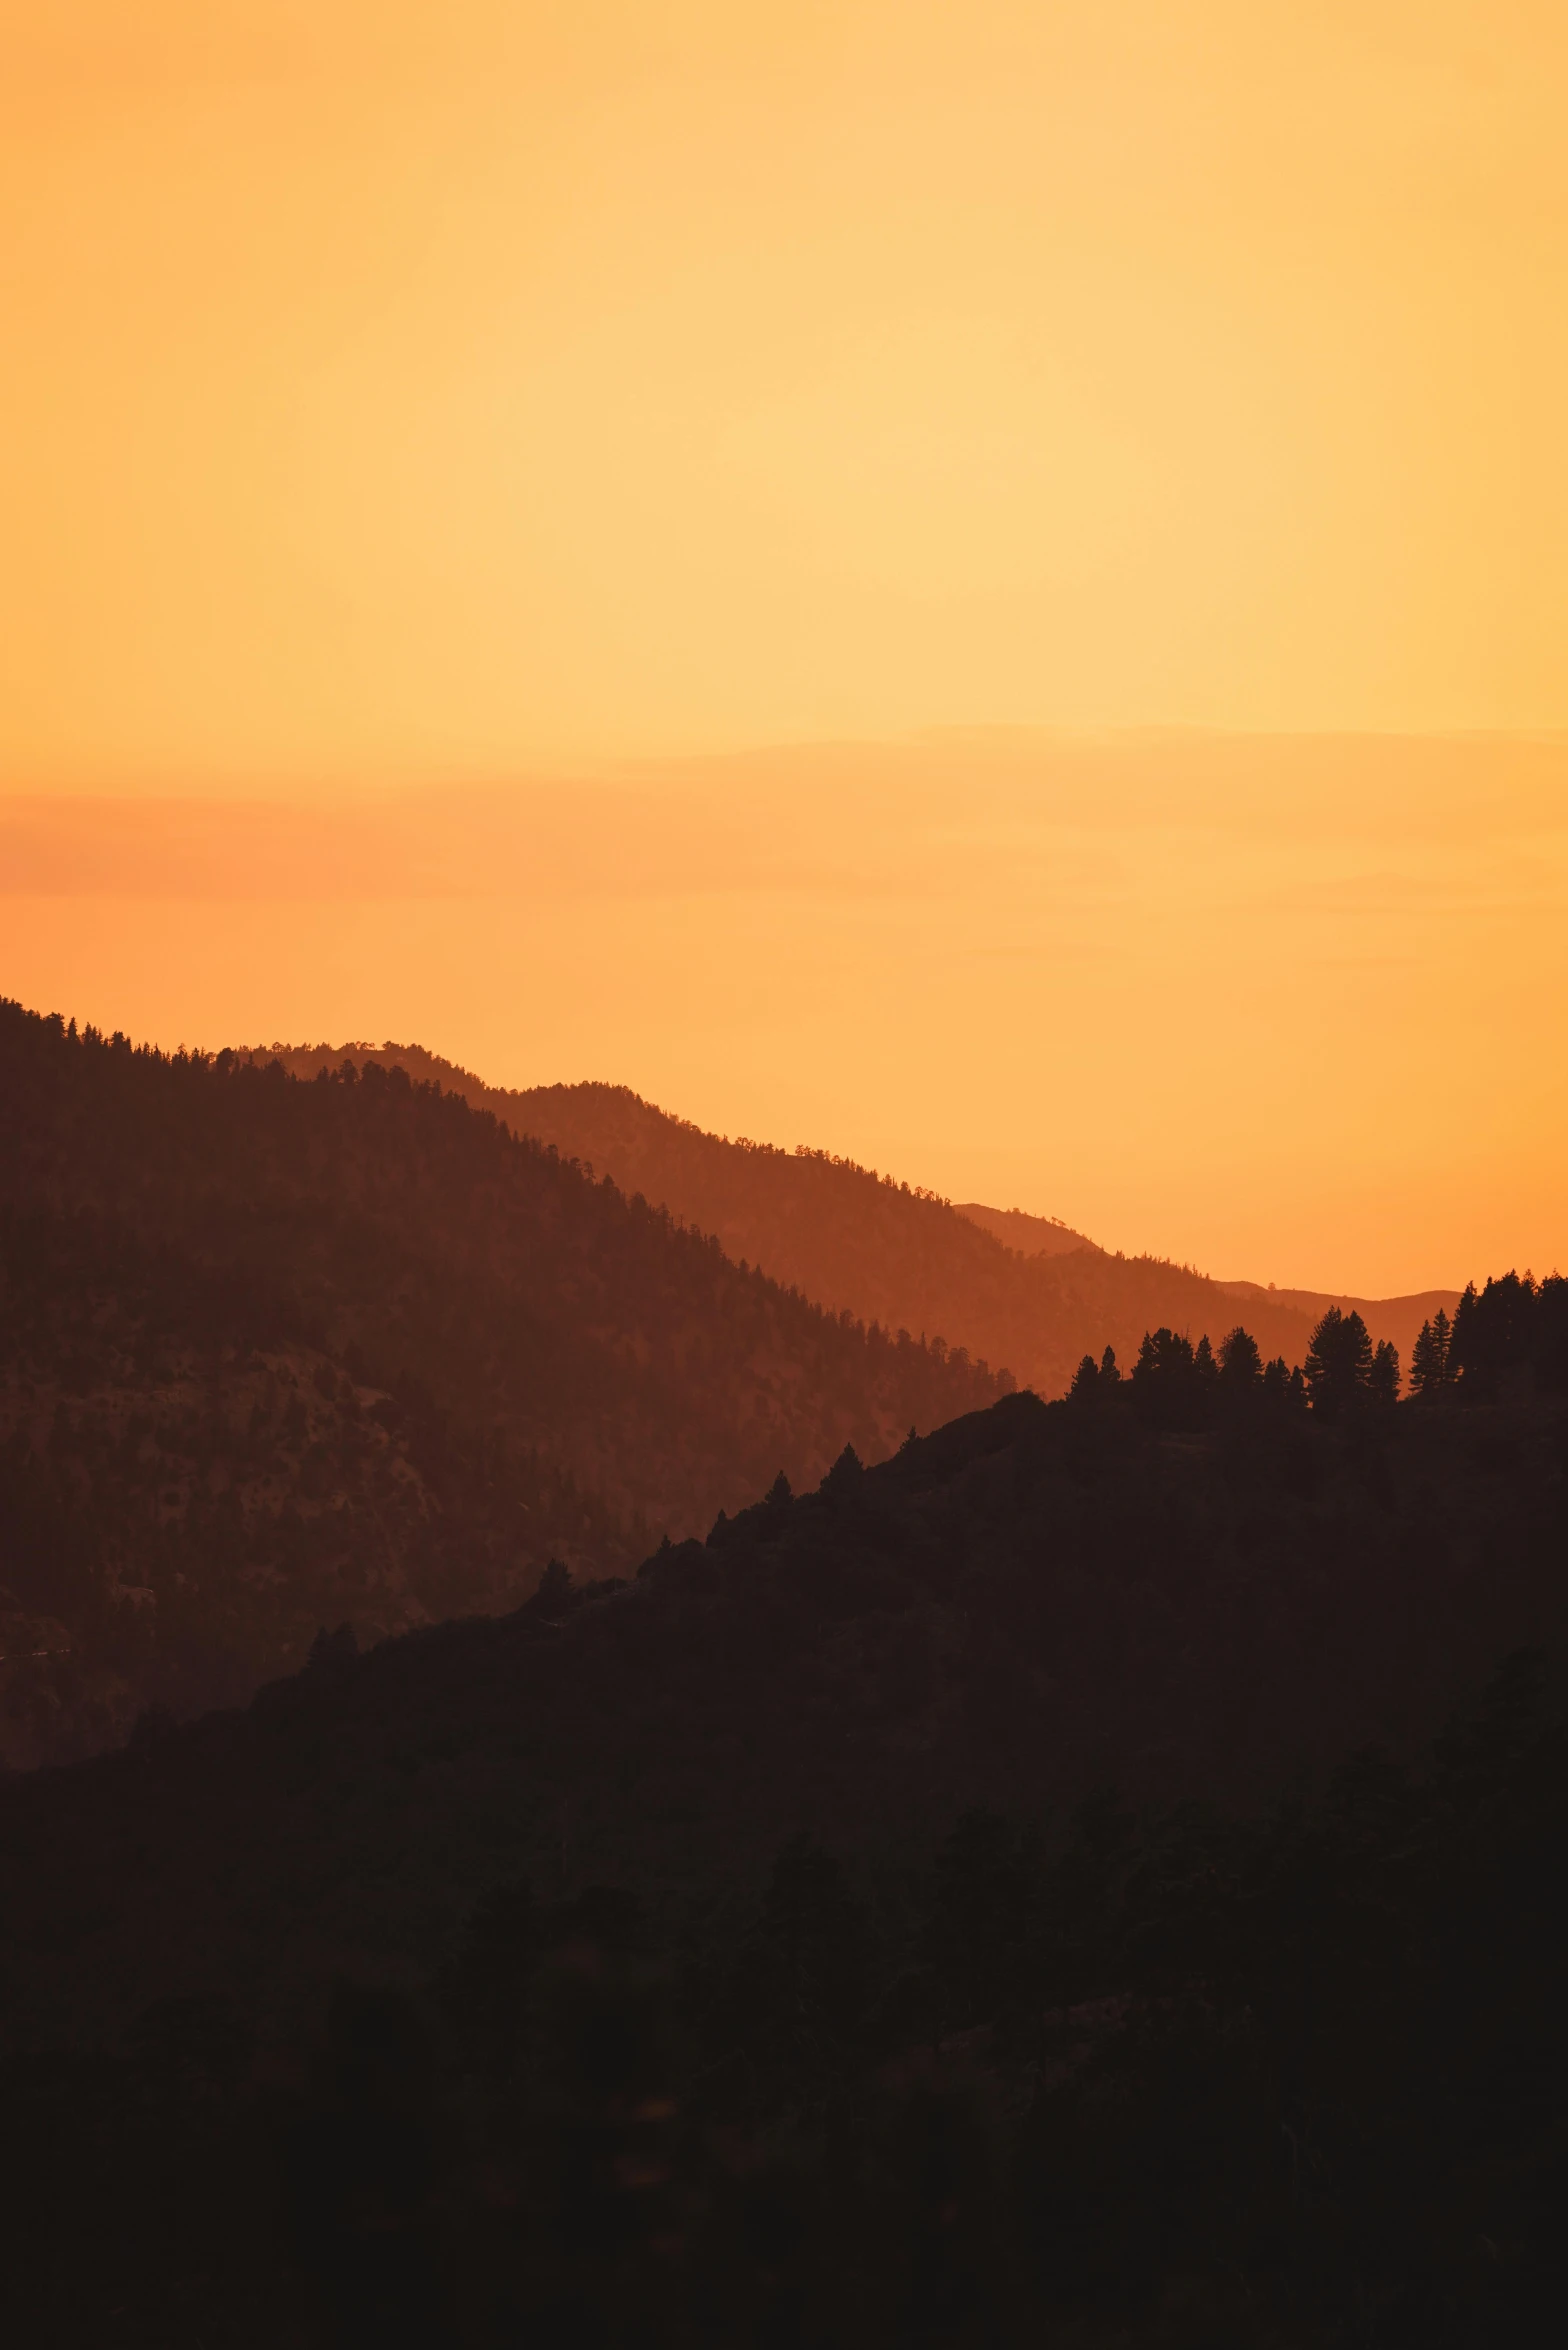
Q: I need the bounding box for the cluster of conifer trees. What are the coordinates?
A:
[1402,1272,1568,1400]
[1438,1269,1568,1395]
[1070,1301,1398,1430]
[1068,1268,1567,1438]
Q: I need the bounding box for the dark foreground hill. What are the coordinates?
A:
[0,1002,1000,1765]
[2,1347,1565,2343]
[249,1041,1457,1394]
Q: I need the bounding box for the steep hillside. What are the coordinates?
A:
[248,1041,1459,1392]
[0,1002,1000,1764]
[2,1339,1565,2344]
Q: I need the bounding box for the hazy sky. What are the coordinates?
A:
[4,1,1567,772]
[6,733,1567,1298]
[2,7,1565,1295]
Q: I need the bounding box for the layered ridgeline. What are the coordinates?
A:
[248,1042,1458,1395]
[0,1002,1000,1765]
[2,1298,1565,2344]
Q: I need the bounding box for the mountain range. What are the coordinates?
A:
[1,999,1474,1768]
[0,994,1562,2344]
[0,1001,998,1764]
[244,1040,1459,1395]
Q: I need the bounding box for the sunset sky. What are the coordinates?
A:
[3,4,1566,1295]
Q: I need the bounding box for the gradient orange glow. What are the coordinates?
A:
[5,733,1566,1298]
[2,8,1565,1294]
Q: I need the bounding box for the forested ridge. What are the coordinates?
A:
[247,1042,1457,1395]
[0,1000,1000,1765]
[2,1296,1565,2343]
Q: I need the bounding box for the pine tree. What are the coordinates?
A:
[1448,1283,1480,1386]
[1218,1326,1263,1390]
[1409,1308,1452,1400]
[1303,1307,1374,1417]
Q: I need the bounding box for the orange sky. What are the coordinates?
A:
[2,8,1565,1294]
[5,733,1566,1299]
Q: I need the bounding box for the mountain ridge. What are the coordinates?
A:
[242,1039,1459,1386]
[0,1000,1001,1764]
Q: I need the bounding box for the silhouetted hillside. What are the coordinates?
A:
[2,1335,1565,2343]
[954,1197,1101,1256]
[1214,1274,1460,1365]
[0,1001,1000,1763]
[249,1042,1458,1393]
